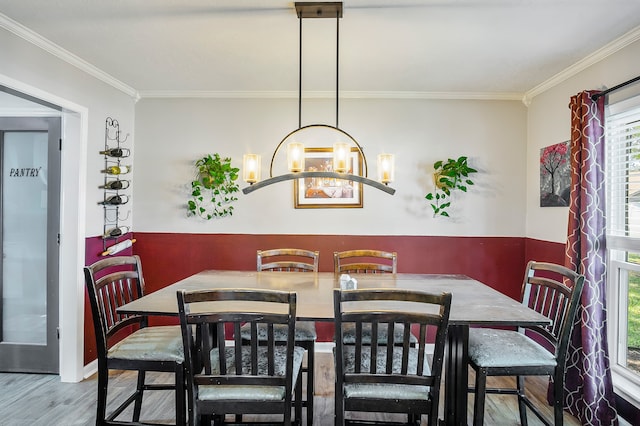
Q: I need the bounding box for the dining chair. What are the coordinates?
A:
[334,249,410,347]
[177,288,304,426]
[467,261,585,426]
[84,255,186,426]
[240,248,318,425]
[333,249,397,275]
[333,288,452,426]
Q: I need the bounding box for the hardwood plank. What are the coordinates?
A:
[0,352,581,425]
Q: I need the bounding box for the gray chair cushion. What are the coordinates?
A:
[338,345,431,401]
[199,345,305,401]
[340,345,430,375]
[108,325,184,362]
[468,328,557,368]
[341,323,418,345]
[239,321,317,342]
[344,383,430,401]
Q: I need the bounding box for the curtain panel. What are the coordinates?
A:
[564,90,617,425]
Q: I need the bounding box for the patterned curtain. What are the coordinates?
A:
[564,90,618,425]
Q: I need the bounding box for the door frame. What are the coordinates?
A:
[1,74,88,382]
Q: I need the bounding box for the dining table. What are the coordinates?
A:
[117,270,550,426]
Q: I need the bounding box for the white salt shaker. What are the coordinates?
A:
[340,274,351,290]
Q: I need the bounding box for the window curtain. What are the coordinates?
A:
[564,90,618,425]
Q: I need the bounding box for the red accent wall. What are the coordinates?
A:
[524,237,565,265]
[82,233,565,359]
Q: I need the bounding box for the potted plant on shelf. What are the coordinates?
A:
[187,153,240,219]
[425,156,477,218]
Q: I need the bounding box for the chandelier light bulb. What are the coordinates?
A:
[287,142,305,172]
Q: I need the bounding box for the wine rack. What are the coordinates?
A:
[101,117,131,253]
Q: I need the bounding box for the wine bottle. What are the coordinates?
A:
[99,148,130,157]
[100,180,130,190]
[99,194,129,205]
[104,165,131,175]
[103,226,130,238]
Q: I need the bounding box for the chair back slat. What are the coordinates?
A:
[333,250,397,275]
[257,248,319,272]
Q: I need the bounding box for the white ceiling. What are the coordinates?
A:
[1,0,640,98]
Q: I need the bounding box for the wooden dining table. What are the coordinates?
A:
[118,270,550,426]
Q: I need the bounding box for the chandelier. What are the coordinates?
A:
[242,1,396,196]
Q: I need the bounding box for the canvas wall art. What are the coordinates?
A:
[540,140,571,207]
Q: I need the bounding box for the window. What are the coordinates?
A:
[605,95,640,405]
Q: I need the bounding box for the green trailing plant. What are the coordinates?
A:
[425,156,477,218]
[187,153,240,219]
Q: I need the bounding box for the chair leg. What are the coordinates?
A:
[132,370,146,421]
[295,369,303,424]
[284,394,292,426]
[408,413,420,426]
[176,363,186,426]
[96,365,109,426]
[553,372,565,426]
[473,368,487,426]
[335,383,344,426]
[517,375,528,426]
[305,341,315,426]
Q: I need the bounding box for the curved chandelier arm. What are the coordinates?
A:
[242,171,395,195]
[268,124,369,178]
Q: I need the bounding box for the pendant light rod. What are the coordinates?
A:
[299,12,303,129]
[336,12,339,128]
[296,2,343,129]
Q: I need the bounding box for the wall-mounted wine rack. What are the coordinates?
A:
[101,117,131,252]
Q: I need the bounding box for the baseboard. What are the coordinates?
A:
[83,359,97,379]
[315,342,335,353]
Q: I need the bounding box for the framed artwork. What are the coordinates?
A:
[540,140,571,207]
[294,147,363,208]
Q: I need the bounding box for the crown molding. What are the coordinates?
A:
[0,12,138,99]
[137,89,524,101]
[524,25,640,104]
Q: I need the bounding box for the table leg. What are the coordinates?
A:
[444,324,469,426]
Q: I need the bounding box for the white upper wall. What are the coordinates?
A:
[526,38,640,243]
[133,97,527,236]
[0,28,137,237]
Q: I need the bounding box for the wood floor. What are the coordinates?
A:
[0,352,580,425]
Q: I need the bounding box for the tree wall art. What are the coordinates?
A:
[540,140,571,207]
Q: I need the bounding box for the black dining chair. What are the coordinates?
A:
[333,250,413,348]
[467,261,585,426]
[333,288,452,426]
[84,255,186,426]
[177,288,304,425]
[240,248,318,426]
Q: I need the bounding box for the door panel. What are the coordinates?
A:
[0,117,60,373]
